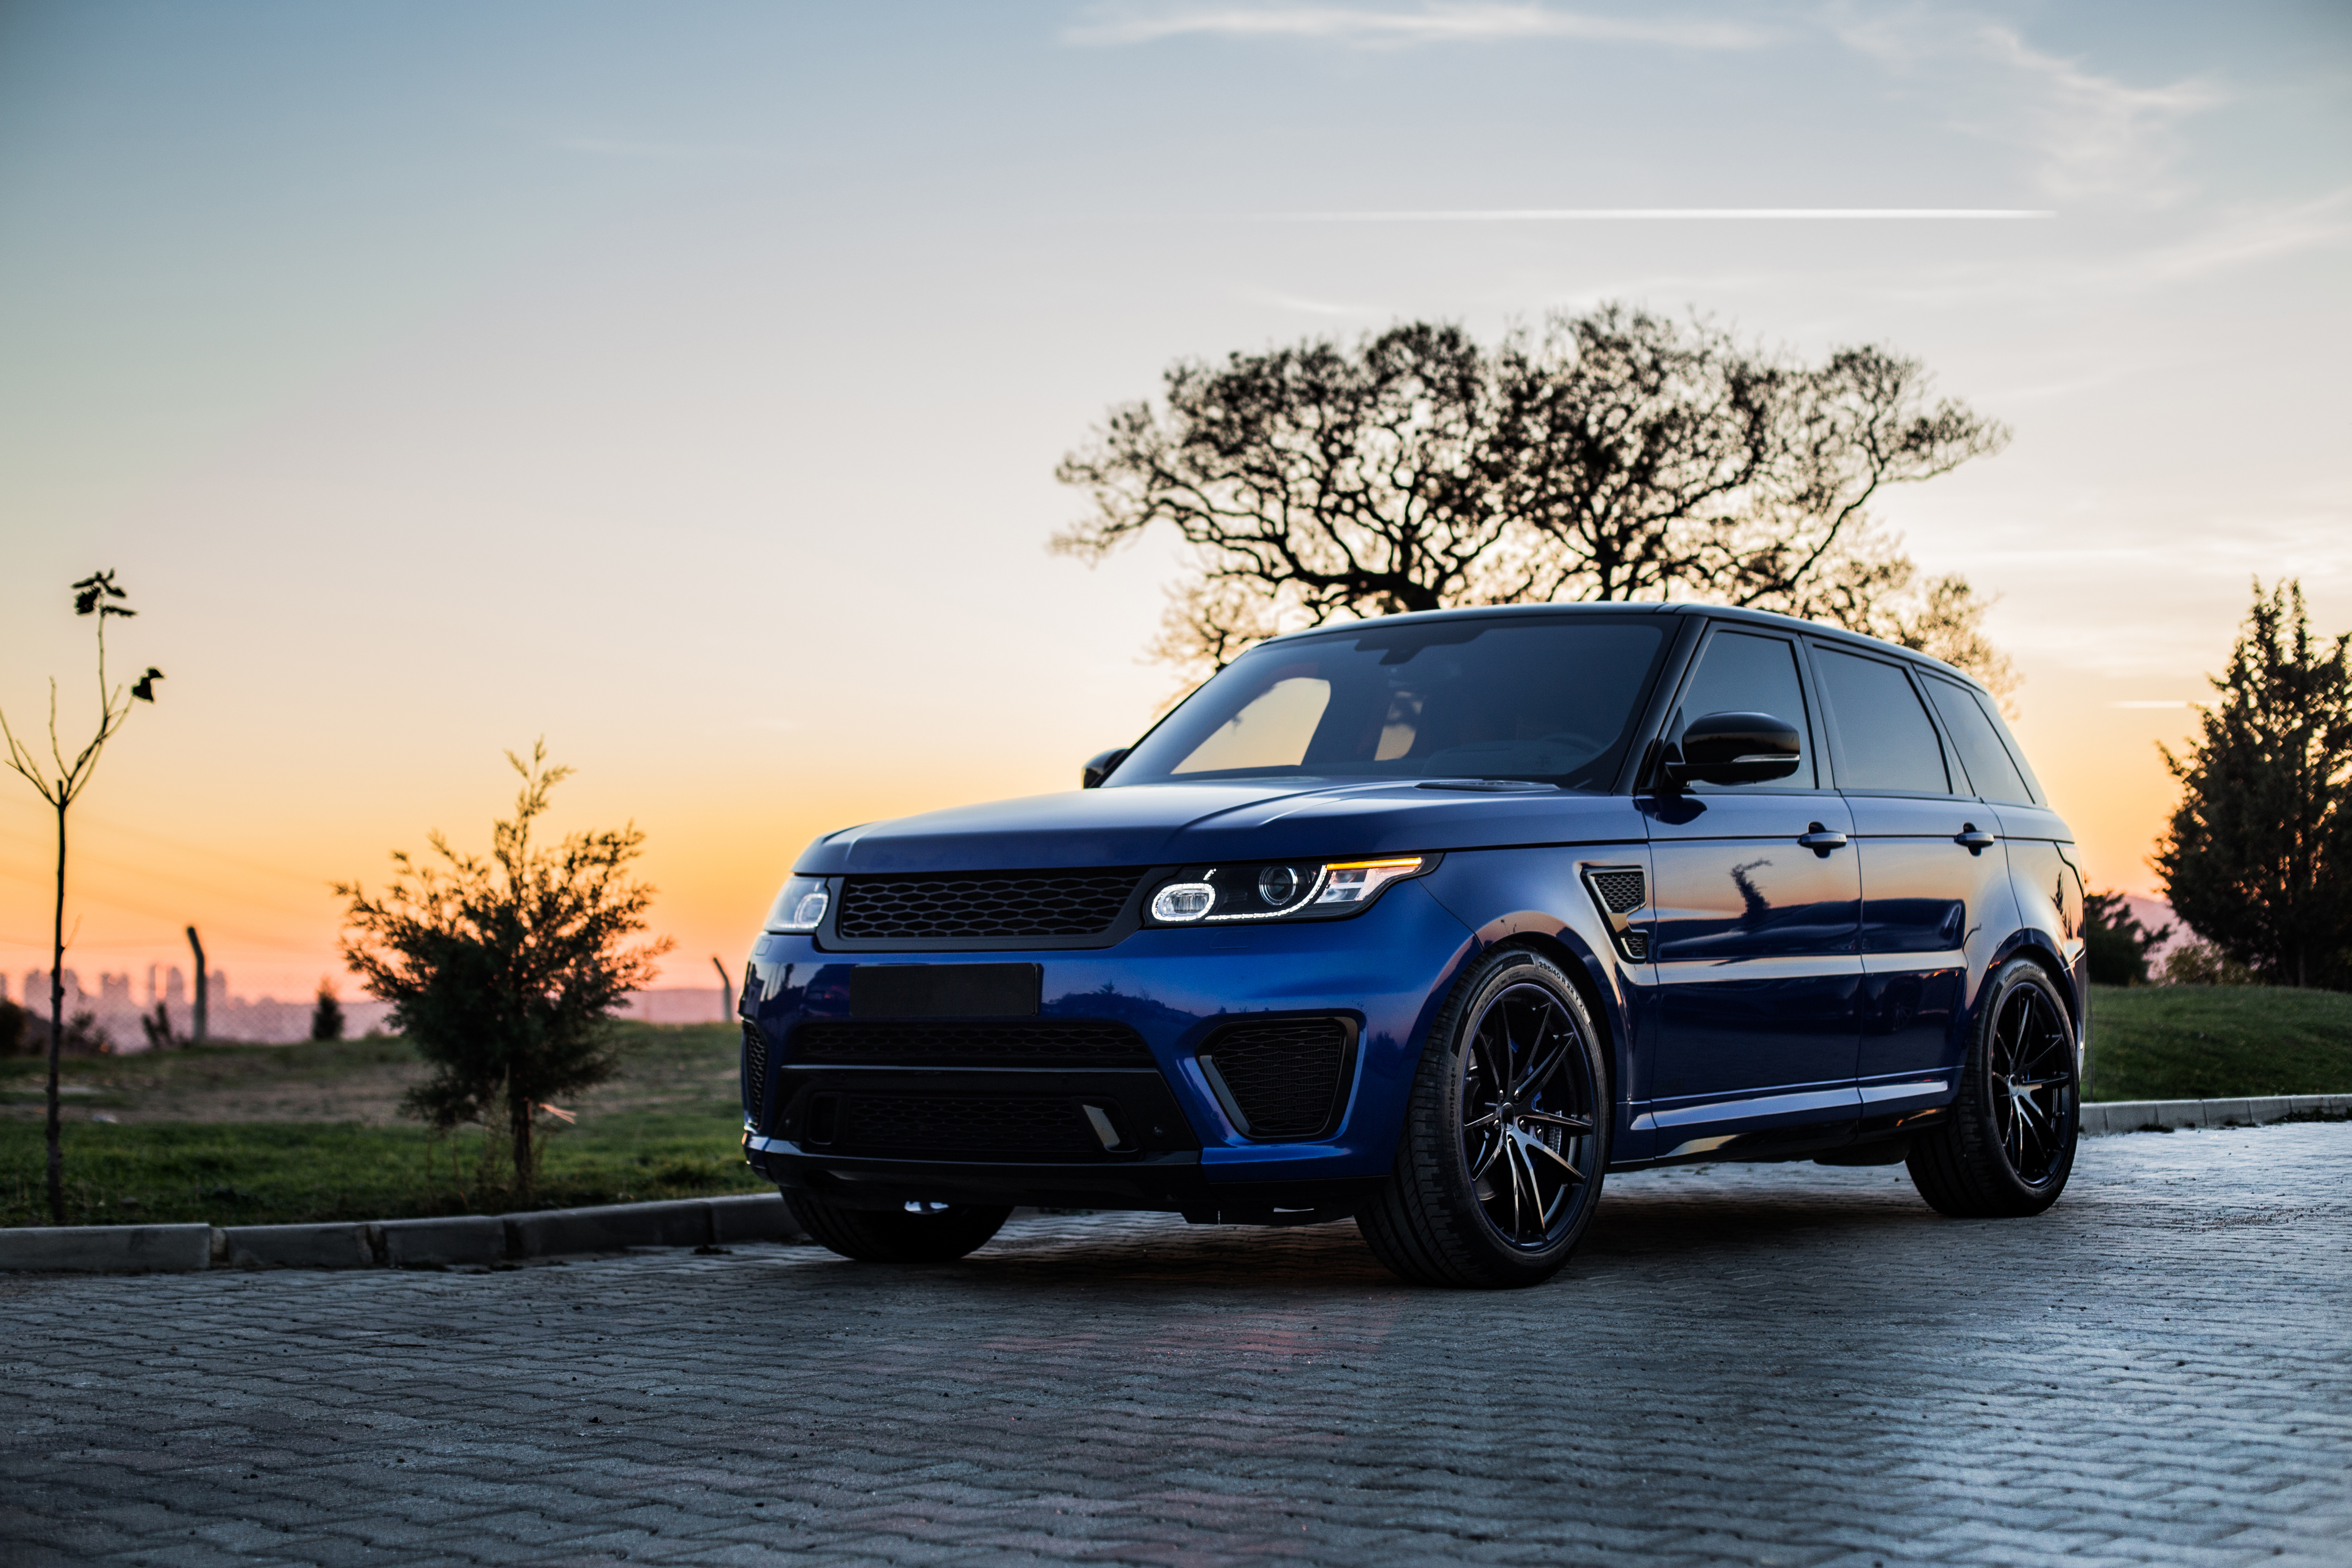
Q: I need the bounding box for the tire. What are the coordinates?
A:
[1356,947,1612,1289]
[1907,956,2079,1218]
[785,1193,1013,1263]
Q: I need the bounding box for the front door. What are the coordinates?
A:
[1644,626,1861,1157]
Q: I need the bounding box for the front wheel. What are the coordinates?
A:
[1907,956,2079,1217]
[785,1194,1013,1263]
[1356,947,1612,1289]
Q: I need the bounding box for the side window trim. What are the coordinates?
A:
[1904,663,1974,800]
[1807,639,1954,797]
[1651,622,1826,794]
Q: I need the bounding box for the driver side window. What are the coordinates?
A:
[1671,630,1817,791]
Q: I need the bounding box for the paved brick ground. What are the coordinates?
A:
[4,1124,2348,1568]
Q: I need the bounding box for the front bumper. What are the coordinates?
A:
[740,879,1478,1207]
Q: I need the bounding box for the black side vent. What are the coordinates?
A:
[834,870,1146,942]
[1580,864,1650,964]
[1197,1017,1356,1141]
[741,1023,771,1126]
[791,1020,1152,1069]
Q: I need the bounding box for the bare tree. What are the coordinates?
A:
[0,571,163,1224]
[1055,323,1523,672]
[1056,307,2013,691]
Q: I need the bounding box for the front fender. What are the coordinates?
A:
[1417,847,1656,1161]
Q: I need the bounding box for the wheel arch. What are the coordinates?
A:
[1458,915,1630,1120]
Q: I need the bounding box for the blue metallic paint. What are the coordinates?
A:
[742,604,2083,1212]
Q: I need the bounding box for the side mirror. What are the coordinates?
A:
[1664,712,1802,788]
[1081,747,1131,790]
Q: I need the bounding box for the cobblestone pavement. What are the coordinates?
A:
[4,1124,2349,1568]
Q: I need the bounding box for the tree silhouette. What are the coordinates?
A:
[1055,307,2012,693]
[0,571,162,1224]
[2155,580,2352,989]
[336,744,671,1201]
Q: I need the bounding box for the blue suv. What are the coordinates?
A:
[740,604,2085,1288]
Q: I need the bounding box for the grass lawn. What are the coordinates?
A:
[2089,984,2352,1102]
[0,1021,766,1228]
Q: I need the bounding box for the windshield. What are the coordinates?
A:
[1110,615,1672,792]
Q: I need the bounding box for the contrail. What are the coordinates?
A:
[1278,208,2057,221]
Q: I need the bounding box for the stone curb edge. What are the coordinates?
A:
[2080,1093,2352,1138]
[0,1192,808,1275]
[9,1097,2348,1273]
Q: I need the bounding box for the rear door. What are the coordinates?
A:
[1643,625,1862,1157]
[1811,647,2020,1133]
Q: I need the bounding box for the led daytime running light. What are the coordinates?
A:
[1151,855,1430,924]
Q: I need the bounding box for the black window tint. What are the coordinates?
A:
[1814,648,1950,794]
[1924,676,2034,804]
[1672,630,1813,790]
[1114,617,1671,791]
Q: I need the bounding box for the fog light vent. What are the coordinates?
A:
[1198,1017,1356,1141]
[741,1023,771,1127]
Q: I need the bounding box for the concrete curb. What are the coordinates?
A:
[3,1191,806,1274]
[2082,1094,2352,1136]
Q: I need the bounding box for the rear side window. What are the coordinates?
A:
[1671,629,1815,790]
[1813,647,1950,794]
[1924,676,2036,804]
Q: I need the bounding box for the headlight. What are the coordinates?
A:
[763,876,830,933]
[1146,855,1434,925]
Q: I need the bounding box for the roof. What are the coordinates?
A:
[1260,601,1991,698]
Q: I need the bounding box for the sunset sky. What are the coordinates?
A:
[3,1,2347,1002]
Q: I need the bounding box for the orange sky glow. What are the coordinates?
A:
[3,3,2345,1004]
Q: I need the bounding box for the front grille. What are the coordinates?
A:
[791,1019,1152,1068]
[834,870,1145,941]
[1587,868,1646,913]
[832,1094,1102,1157]
[1199,1017,1352,1140]
[741,1023,770,1124]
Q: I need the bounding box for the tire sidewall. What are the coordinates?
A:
[1962,958,2079,1207]
[1420,947,1613,1273]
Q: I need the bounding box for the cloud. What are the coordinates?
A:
[1064,3,1769,51]
[1828,6,2222,205]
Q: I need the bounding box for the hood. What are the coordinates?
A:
[794,777,1645,874]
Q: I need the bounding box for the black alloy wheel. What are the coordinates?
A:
[1908,956,2079,1217]
[785,1193,1013,1263]
[1357,947,1611,1288]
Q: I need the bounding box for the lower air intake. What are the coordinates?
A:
[829,1095,1103,1158]
[790,1020,1151,1068]
[1198,1017,1354,1141]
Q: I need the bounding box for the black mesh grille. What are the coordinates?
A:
[1621,931,1649,962]
[792,1019,1152,1068]
[1200,1017,1352,1140]
[835,1094,1101,1156]
[835,870,1145,941]
[741,1024,770,1124]
[1587,868,1646,913]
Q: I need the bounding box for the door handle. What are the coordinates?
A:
[1797,824,1848,854]
[1955,825,1998,854]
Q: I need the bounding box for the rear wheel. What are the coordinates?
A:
[785,1194,1012,1262]
[1907,957,2078,1217]
[1357,947,1610,1289]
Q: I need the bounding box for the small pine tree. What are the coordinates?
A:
[2082,890,2171,986]
[309,981,346,1042]
[335,743,670,1202]
[2154,580,2352,990]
